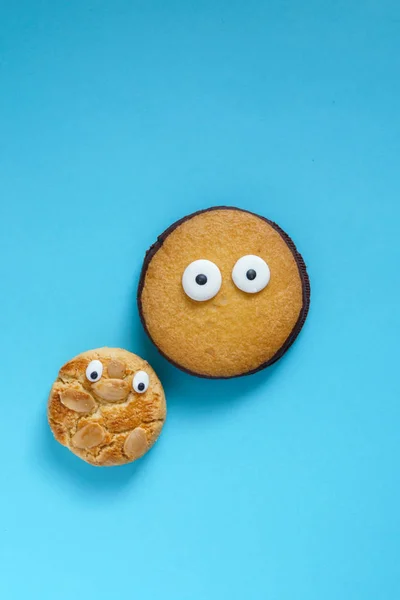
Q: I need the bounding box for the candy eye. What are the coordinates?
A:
[182,259,222,301]
[132,371,149,394]
[232,255,270,293]
[85,359,103,382]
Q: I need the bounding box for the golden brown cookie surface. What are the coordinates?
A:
[48,348,166,466]
[138,207,310,378]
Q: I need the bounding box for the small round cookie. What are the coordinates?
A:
[48,348,166,466]
[138,206,310,378]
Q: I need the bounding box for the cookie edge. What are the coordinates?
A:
[137,206,311,379]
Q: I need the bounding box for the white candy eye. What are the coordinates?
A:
[85,359,103,382]
[232,255,270,293]
[182,259,222,301]
[132,371,149,394]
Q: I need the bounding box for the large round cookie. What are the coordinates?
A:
[48,347,166,466]
[138,207,310,378]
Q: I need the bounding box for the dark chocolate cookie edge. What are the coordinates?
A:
[137,206,311,379]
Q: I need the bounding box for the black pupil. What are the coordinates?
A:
[138,382,145,391]
[90,371,98,380]
[246,269,257,281]
[195,274,207,286]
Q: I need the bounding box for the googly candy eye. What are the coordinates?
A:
[232,255,270,293]
[85,359,103,382]
[182,259,222,301]
[132,371,149,393]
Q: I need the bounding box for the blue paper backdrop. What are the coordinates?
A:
[0,2,399,599]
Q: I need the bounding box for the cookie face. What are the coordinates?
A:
[48,348,166,466]
[138,207,310,378]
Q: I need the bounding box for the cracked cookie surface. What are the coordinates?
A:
[48,347,166,466]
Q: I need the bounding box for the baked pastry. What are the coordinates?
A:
[48,347,166,466]
[138,206,310,378]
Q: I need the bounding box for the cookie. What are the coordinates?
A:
[138,206,310,378]
[48,347,166,466]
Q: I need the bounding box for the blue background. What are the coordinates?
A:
[0,1,399,598]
